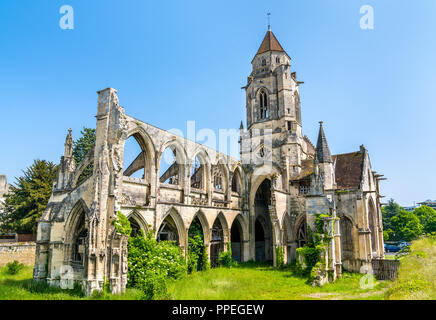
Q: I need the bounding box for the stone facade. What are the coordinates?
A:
[33,28,385,294]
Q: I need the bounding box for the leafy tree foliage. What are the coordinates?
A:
[382,199,402,231]
[72,128,96,185]
[390,210,423,242]
[187,218,209,273]
[127,229,186,299]
[0,160,57,233]
[413,205,436,228]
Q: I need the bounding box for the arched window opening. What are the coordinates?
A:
[231,218,243,262]
[296,219,307,248]
[276,57,280,64]
[210,218,224,267]
[213,166,223,191]
[157,214,179,244]
[255,219,266,262]
[123,135,146,180]
[261,59,266,66]
[190,156,204,190]
[340,216,354,260]
[159,147,179,185]
[129,217,141,238]
[76,162,94,186]
[188,216,206,272]
[231,170,242,195]
[259,90,268,120]
[71,210,88,268]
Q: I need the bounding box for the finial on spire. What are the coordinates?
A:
[319,121,323,126]
[267,12,271,31]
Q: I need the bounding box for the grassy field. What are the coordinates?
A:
[0,263,389,300]
[385,236,436,300]
[2,237,435,300]
[166,263,389,300]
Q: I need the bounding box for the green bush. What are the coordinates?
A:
[127,230,186,299]
[275,245,284,268]
[187,218,209,273]
[6,260,25,275]
[218,244,234,268]
[112,211,132,236]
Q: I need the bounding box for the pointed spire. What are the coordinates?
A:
[315,121,332,163]
[255,29,286,56]
[64,128,73,158]
[240,121,244,130]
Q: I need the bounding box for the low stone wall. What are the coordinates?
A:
[0,242,36,266]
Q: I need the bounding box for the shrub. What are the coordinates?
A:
[218,244,234,268]
[6,260,24,275]
[127,230,186,299]
[275,245,284,268]
[112,211,132,236]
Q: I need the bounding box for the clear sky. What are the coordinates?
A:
[0,0,435,206]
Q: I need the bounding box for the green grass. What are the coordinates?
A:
[0,263,389,300]
[0,266,143,300]
[166,262,389,300]
[386,236,436,300]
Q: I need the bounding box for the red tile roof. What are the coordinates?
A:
[256,30,286,56]
[332,151,364,190]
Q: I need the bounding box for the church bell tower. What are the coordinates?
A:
[241,27,307,182]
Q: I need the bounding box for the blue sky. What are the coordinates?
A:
[0,0,435,206]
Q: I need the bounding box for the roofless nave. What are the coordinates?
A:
[33,27,385,294]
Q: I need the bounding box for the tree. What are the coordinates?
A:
[0,160,57,234]
[382,199,402,231]
[390,210,423,242]
[72,127,96,165]
[72,127,96,185]
[413,205,436,226]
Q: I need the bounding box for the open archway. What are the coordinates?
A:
[340,216,354,260]
[295,218,308,248]
[157,213,180,244]
[231,215,245,262]
[210,217,224,267]
[188,214,208,272]
[254,179,273,262]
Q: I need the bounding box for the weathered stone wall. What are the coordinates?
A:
[0,242,36,266]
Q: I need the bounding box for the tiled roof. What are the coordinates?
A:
[291,159,314,181]
[256,30,286,56]
[332,151,364,190]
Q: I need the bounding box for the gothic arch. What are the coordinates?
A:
[71,148,95,188]
[63,200,90,272]
[189,210,211,245]
[230,214,248,262]
[122,128,156,183]
[214,158,230,194]
[157,207,186,248]
[126,210,149,237]
[190,149,211,194]
[293,214,308,248]
[157,139,188,187]
[231,165,244,195]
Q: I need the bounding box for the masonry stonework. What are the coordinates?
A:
[33,28,385,294]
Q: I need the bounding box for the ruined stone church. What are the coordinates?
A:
[34,27,385,294]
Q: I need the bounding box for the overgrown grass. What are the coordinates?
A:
[386,236,436,300]
[0,262,392,300]
[166,262,388,300]
[0,266,143,300]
